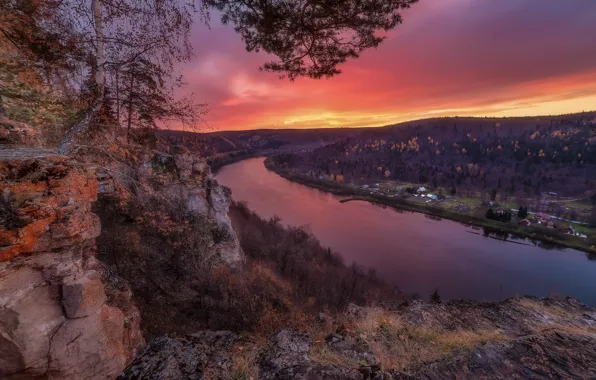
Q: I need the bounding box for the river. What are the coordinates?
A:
[216,157,596,305]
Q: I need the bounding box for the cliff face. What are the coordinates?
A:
[160,146,244,267]
[0,151,143,380]
[100,145,244,268]
[92,145,245,337]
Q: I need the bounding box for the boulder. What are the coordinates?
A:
[62,270,107,318]
[120,329,362,380]
[48,305,127,379]
[326,333,378,366]
[118,331,236,380]
[0,268,65,377]
[260,330,311,373]
[0,151,143,379]
[259,330,362,380]
[347,303,367,320]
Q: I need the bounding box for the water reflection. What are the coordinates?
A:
[217,157,596,306]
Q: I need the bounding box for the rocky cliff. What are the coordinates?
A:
[156,145,244,267]
[0,150,143,380]
[119,297,596,379]
[90,144,245,337]
[98,145,244,268]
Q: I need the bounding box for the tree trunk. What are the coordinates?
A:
[115,69,120,127]
[0,95,6,116]
[58,0,106,155]
[126,74,135,144]
[93,0,105,91]
[57,96,104,154]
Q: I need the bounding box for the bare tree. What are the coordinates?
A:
[3,0,419,152]
[57,0,106,154]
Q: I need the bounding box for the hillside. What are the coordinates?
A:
[158,128,367,170]
[4,1,596,378]
[269,112,596,197]
[3,123,596,379]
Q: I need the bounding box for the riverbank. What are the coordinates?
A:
[264,160,596,255]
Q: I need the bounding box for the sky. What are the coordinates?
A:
[185,0,596,131]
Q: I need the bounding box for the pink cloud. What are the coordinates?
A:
[182,0,596,131]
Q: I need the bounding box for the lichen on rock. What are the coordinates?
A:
[0,151,144,380]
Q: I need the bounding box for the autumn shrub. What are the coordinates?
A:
[95,193,405,339]
[229,201,405,313]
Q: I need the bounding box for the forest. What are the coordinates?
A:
[157,128,364,170]
[269,114,596,198]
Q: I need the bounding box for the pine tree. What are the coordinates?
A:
[430,289,441,303]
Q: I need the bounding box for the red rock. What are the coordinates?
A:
[0,117,41,147]
[62,271,107,318]
[0,157,98,261]
[0,152,144,379]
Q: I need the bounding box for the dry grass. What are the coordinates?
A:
[346,308,509,371]
[554,324,596,336]
[309,343,355,367]
[224,300,596,377]
[518,299,596,336]
[518,298,571,318]
[226,337,267,380]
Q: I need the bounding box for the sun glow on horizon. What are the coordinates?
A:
[228,94,596,131]
[187,0,596,132]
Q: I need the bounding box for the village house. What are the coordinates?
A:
[519,219,531,227]
[561,225,575,235]
[494,208,505,215]
[536,200,550,212]
[534,212,551,224]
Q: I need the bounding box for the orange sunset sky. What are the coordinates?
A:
[185,0,596,131]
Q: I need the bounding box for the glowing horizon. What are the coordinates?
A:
[184,0,596,132]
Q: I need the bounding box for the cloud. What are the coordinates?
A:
[184,0,596,131]
[222,72,297,106]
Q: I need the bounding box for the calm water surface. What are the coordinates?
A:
[217,157,596,305]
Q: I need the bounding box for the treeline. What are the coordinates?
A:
[229,201,398,310]
[485,208,512,222]
[157,128,363,164]
[275,114,596,197]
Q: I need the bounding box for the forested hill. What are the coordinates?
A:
[158,128,367,156]
[269,112,596,197]
[157,128,368,170]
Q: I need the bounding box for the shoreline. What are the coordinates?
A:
[263,160,596,255]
